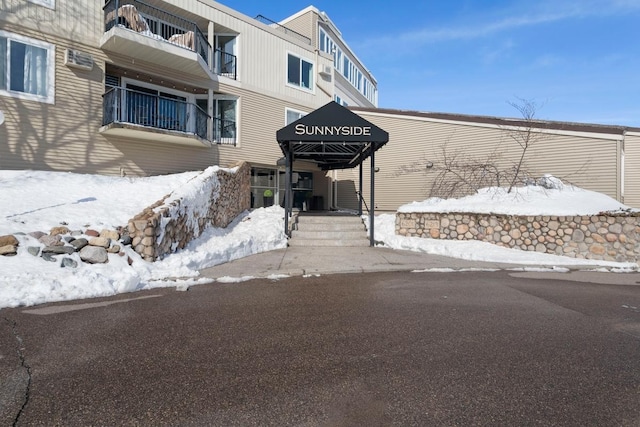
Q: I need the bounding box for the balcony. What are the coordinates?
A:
[100,87,237,147]
[101,0,212,80]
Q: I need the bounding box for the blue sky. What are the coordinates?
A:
[218,1,640,126]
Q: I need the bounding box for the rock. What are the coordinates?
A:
[39,235,63,246]
[79,246,108,264]
[88,237,111,248]
[61,258,78,268]
[0,245,18,256]
[85,229,100,237]
[120,230,132,246]
[107,244,121,254]
[42,245,75,255]
[27,246,41,256]
[50,226,70,236]
[70,230,83,236]
[100,229,120,240]
[70,238,89,250]
[41,252,57,262]
[572,229,585,243]
[28,231,46,239]
[0,234,19,247]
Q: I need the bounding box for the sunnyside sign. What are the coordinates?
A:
[294,124,372,137]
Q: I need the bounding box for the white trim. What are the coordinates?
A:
[0,30,55,104]
[27,0,55,10]
[285,51,315,93]
[285,107,307,125]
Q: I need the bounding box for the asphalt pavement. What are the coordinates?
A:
[2,270,640,426]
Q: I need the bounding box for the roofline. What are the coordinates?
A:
[279,5,377,85]
[349,107,640,136]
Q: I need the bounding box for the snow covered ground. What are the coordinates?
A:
[0,170,637,309]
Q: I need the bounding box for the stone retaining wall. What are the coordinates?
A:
[128,161,251,261]
[396,211,640,263]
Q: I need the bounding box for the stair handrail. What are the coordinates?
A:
[355,190,370,216]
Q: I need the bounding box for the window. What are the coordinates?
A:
[287,53,313,90]
[28,0,54,9]
[286,108,306,125]
[213,97,237,143]
[0,31,55,103]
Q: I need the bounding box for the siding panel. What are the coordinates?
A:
[338,112,621,212]
[624,134,640,208]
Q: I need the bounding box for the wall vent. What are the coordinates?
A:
[64,49,94,71]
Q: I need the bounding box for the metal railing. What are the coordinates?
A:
[213,116,236,146]
[215,49,237,80]
[104,0,211,67]
[102,86,210,141]
[254,15,311,45]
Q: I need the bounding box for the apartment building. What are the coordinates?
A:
[0,0,378,210]
[2,1,639,212]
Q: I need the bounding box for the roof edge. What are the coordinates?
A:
[349,107,640,136]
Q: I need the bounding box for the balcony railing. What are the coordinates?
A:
[215,49,237,80]
[103,87,236,145]
[104,0,210,68]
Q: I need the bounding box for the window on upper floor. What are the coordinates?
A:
[27,0,55,9]
[287,53,313,91]
[0,31,55,104]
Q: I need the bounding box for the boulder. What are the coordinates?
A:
[79,246,108,264]
[100,229,120,240]
[70,238,89,250]
[61,258,78,268]
[0,235,19,247]
[0,245,17,256]
[27,246,41,256]
[89,237,111,248]
[39,235,63,246]
[41,252,57,262]
[50,226,70,236]
[28,231,46,239]
[42,245,75,255]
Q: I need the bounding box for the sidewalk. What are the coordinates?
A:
[198,245,637,282]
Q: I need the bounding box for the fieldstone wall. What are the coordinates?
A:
[128,161,251,261]
[396,211,640,263]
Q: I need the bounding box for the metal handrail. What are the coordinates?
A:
[254,14,312,45]
[104,0,211,67]
[355,190,370,215]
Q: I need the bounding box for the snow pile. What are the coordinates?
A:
[398,183,634,216]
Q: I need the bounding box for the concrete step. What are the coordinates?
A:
[295,222,365,231]
[296,215,364,225]
[290,214,369,247]
[292,230,367,240]
[288,238,370,247]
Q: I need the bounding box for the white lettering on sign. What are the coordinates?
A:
[294,124,372,136]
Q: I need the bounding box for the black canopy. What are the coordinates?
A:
[276,101,389,170]
[276,102,389,246]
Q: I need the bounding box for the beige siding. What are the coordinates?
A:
[336,112,622,212]
[280,10,315,44]
[0,0,103,46]
[624,133,640,208]
[168,0,327,103]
